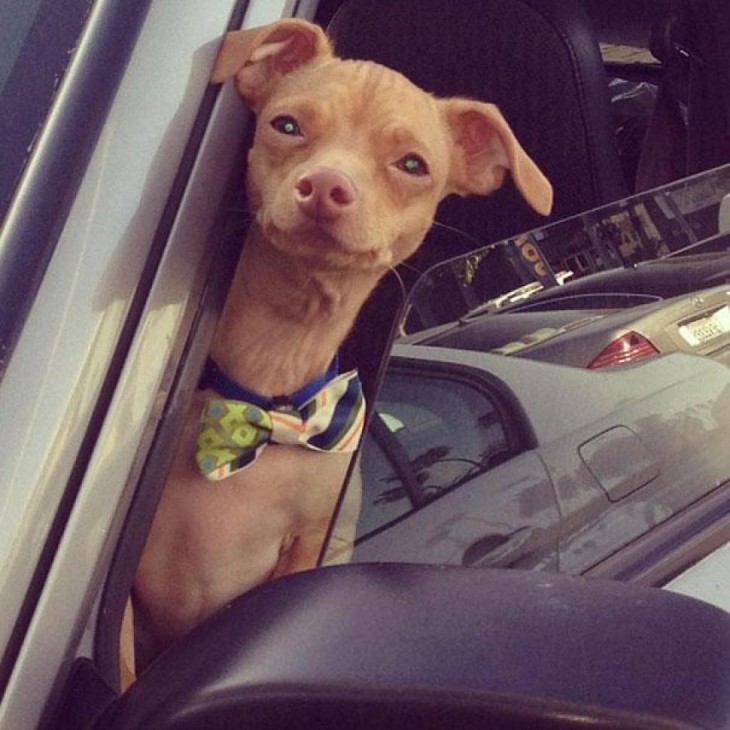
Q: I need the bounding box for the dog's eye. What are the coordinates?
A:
[396,154,429,176]
[271,115,302,136]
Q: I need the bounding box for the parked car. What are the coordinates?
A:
[403,283,730,368]
[327,345,730,581]
[1,0,729,727]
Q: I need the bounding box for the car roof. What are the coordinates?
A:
[391,344,729,443]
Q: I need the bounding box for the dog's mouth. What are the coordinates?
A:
[263,217,390,272]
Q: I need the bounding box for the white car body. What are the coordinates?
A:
[666,542,730,613]
[349,346,730,578]
[0,1,307,726]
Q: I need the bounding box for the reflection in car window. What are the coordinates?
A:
[406,165,730,331]
[359,372,510,537]
[0,0,92,221]
[0,0,95,378]
[356,433,412,536]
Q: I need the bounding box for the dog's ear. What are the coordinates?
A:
[442,100,553,216]
[211,19,333,107]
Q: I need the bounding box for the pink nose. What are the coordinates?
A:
[294,167,356,222]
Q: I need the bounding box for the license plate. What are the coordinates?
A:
[679,304,730,346]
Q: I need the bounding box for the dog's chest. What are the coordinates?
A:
[166,402,350,546]
[216,444,351,521]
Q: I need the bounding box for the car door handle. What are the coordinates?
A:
[462,526,544,568]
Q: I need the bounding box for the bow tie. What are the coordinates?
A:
[196,365,365,481]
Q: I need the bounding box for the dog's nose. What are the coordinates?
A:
[294,167,356,222]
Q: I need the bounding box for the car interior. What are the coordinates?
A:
[332,0,632,386]
[321,0,730,385]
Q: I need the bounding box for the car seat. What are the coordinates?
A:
[637,0,730,190]
[327,0,628,390]
[327,0,627,272]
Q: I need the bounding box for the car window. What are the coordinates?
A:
[358,370,512,537]
[0,1,39,89]
[0,0,92,221]
[327,165,730,583]
[405,166,730,331]
[0,0,95,379]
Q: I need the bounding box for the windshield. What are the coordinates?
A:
[326,163,730,574]
[405,164,730,332]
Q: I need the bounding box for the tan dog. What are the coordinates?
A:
[131,18,552,672]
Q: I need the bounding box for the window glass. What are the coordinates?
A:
[0,0,92,221]
[405,165,730,332]
[357,370,511,537]
[0,1,40,91]
[356,433,412,536]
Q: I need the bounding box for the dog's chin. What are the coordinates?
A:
[264,220,391,274]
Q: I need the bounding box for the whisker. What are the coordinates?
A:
[396,260,423,277]
[387,264,407,301]
[382,265,414,338]
[430,220,485,249]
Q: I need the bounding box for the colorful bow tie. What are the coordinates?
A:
[196,368,365,481]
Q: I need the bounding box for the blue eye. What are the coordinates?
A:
[271,115,302,136]
[396,154,429,176]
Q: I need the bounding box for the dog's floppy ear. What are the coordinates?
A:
[211,19,333,107]
[442,99,553,216]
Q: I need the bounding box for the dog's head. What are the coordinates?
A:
[213,19,552,273]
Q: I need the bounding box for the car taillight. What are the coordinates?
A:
[587,331,660,369]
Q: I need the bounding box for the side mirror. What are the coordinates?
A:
[96,564,730,729]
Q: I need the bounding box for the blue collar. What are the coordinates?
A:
[199,357,340,410]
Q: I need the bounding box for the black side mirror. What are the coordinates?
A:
[95,564,730,729]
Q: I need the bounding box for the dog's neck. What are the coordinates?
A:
[208,226,382,398]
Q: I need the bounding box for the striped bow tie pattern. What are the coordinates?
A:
[196,369,365,481]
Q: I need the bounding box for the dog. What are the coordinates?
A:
[130,17,552,673]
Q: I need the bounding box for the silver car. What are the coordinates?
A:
[403,283,730,368]
[342,345,730,579]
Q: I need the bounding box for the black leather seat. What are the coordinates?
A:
[328,0,628,390]
[327,0,627,272]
